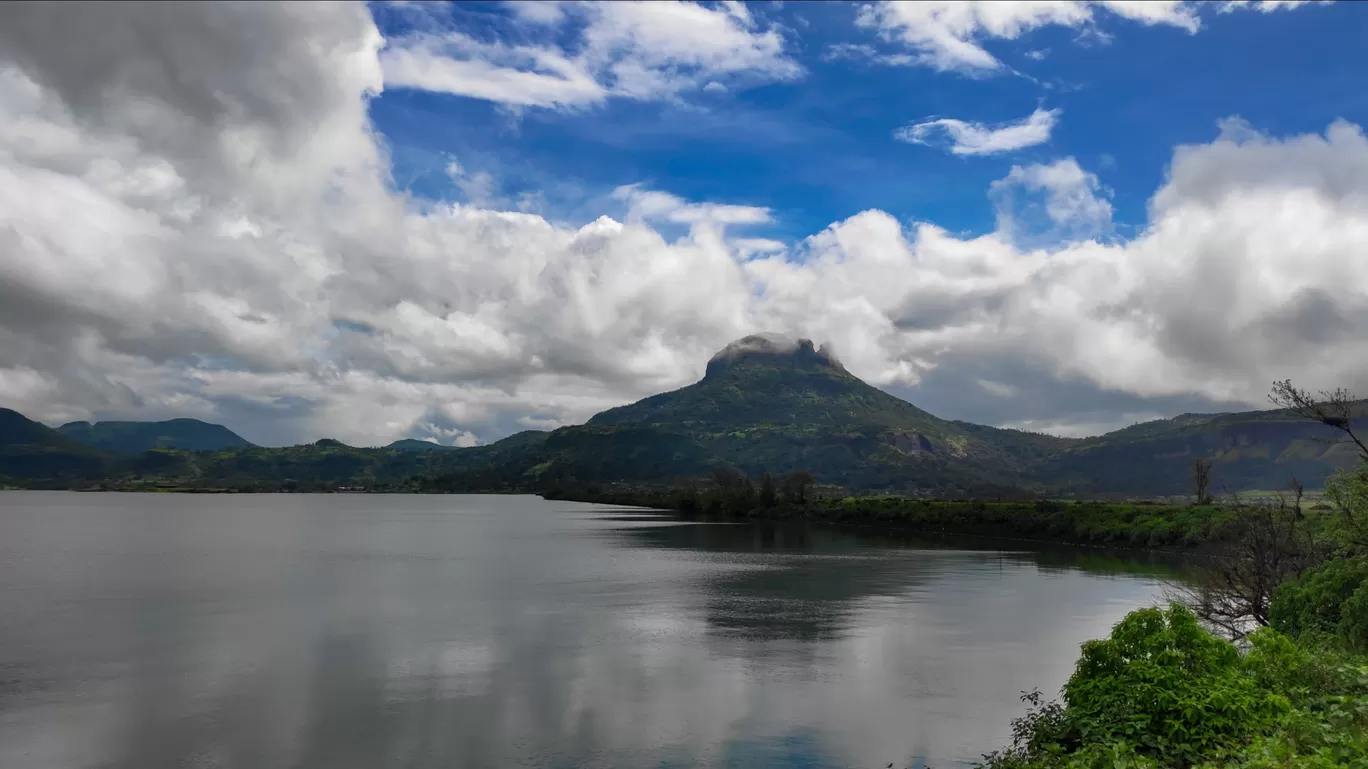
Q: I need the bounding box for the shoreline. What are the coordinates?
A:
[538,488,1235,553]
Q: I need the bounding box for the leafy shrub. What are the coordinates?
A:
[1241,629,1363,706]
[1209,688,1368,769]
[1341,583,1368,653]
[1061,604,1290,765]
[1269,556,1368,638]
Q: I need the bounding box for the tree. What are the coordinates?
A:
[1269,378,1368,459]
[780,470,814,505]
[1175,493,1320,638]
[707,468,756,515]
[758,472,777,508]
[1271,379,1368,548]
[1192,457,1213,505]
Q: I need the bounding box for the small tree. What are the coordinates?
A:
[781,470,814,506]
[1271,379,1368,549]
[1175,493,1320,638]
[1192,457,1213,505]
[758,472,777,508]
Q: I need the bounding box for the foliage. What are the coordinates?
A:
[1179,496,1323,637]
[1270,556,1368,638]
[545,482,1239,550]
[1325,465,1368,551]
[1193,458,1213,506]
[977,609,1368,769]
[1341,583,1368,653]
[1062,605,1289,764]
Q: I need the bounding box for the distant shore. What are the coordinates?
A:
[540,485,1240,552]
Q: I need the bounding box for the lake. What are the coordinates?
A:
[0,492,1181,769]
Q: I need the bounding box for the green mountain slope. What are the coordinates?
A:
[1032,406,1365,495]
[0,408,109,481]
[578,335,1077,492]
[490,336,1361,495]
[58,418,254,453]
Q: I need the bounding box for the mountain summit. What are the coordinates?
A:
[704,334,844,377]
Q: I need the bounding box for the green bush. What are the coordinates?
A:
[1341,583,1368,653]
[1270,556,1368,638]
[1061,604,1290,765]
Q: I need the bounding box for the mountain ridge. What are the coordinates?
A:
[57,418,254,454]
[2,335,1362,494]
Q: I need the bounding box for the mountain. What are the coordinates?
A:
[58,418,254,454]
[574,334,1073,492]
[0,408,108,481]
[472,335,1361,496]
[1031,406,1364,495]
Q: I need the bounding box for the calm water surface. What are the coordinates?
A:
[0,492,1181,769]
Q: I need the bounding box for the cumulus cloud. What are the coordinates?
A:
[3,2,1368,447]
[989,158,1113,242]
[613,184,772,228]
[895,108,1060,155]
[381,1,803,109]
[855,0,1316,73]
[1221,1,1328,12]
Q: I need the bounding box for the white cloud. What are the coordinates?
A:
[895,108,1060,155]
[1220,0,1328,12]
[380,32,608,109]
[855,0,1315,73]
[3,2,1368,448]
[382,1,803,109]
[613,184,772,228]
[506,1,568,26]
[821,42,917,67]
[445,158,499,207]
[989,157,1113,242]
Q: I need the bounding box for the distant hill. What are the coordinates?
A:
[0,408,108,481]
[58,418,254,454]
[1030,406,1364,496]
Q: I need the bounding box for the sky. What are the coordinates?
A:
[2,1,1368,447]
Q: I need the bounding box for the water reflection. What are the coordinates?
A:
[0,493,1179,769]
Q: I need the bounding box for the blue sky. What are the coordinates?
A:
[370,1,1363,243]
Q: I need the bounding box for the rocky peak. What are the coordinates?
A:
[704,333,845,378]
